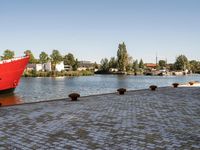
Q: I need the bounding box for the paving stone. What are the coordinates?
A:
[0,87,199,149]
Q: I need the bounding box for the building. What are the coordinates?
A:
[145,63,157,69]
[26,62,52,72]
[44,62,51,71]
[55,61,65,72]
[64,65,72,71]
[78,61,94,71]
[26,64,36,71]
[35,64,43,71]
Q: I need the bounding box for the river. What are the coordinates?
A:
[1,74,200,106]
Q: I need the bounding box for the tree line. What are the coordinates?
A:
[1,43,200,74]
[0,49,79,71]
[99,42,200,74]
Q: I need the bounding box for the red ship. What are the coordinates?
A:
[0,55,30,94]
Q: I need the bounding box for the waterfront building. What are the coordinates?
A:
[44,62,51,71]
[64,65,72,71]
[26,62,52,72]
[35,64,43,71]
[78,61,94,71]
[26,64,36,71]
[145,63,157,69]
[55,61,65,72]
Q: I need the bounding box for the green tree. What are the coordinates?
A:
[93,62,99,69]
[139,59,144,69]
[50,50,63,70]
[189,60,200,73]
[100,58,109,72]
[133,60,139,74]
[109,57,117,68]
[158,60,166,69]
[63,53,75,66]
[63,53,79,71]
[174,55,189,70]
[39,51,49,63]
[24,50,37,64]
[2,49,15,60]
[126,56,133,71]
[117,42,128,71]
[72,59,79,71]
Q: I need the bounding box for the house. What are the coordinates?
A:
[35,64,43,71]
[78,61,94,71]
[26,62,52,72]
[44,62,51,71]
[145,63,157,69]
[55,61,65,72]
[64,65,72,71]
[26,64,36,71]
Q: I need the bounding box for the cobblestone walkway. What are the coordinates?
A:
[0,87,200,150]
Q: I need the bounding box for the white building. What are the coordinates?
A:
[35,64,43,71]
[55,61,65,72]
[44,62,52,71]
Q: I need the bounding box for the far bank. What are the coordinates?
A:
[23,70,94,77]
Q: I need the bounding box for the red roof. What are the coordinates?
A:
[145,63,157,67]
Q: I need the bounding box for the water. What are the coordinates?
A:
[1,74,200,106]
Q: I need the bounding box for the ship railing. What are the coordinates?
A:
[0,55,28,64]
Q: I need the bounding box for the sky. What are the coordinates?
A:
[0,0,200,63]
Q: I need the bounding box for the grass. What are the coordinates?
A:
[23,70,94,77]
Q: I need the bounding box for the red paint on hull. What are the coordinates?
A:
[0,56,29,92]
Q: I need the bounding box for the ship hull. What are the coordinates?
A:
[0,88,15,94]
[0,56,29,94]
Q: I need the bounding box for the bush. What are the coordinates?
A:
[23,70,94,77]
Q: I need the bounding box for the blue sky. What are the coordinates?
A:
[0,0,200,63]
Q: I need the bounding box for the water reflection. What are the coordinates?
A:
[0,93,23,106]
[116,75,129,88]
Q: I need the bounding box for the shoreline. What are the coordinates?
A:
[23,70,200,77]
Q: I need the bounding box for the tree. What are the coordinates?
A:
[158,60,166,69]
[174,55,189,70]
[24,50,37,64]
[93,62,99,69]
[72,59,79,71]
[100,58,109,72]
[139,59,144,69]
[126,56,133,71]
[63,53,75,66]
[109,57,117,68]
[39,51,49,63]
[133,60,139,74]
[117,42,128,71]
[50,50,63,70]
[2,49,15,60]
[189,60,200,73]
[63,53,79,71]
